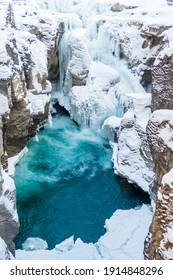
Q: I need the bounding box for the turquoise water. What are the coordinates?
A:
[14,114,150,249]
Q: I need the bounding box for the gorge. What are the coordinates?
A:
[1,0,173,260]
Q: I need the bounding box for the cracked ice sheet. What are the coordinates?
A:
[16,205,152,260]
[97,205,152,260]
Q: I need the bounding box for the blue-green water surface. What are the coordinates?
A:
[14,114,150,249]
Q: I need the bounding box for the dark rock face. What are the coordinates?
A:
[144,111,173,259]
[48,23,65,81]
[144,174,173,260]
[5,100,33,156]
[151,56,173,112]
[146,115,173,195]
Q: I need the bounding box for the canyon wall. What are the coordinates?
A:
[144,53,173,258]
[90,5,173,259]
[0,3,63,257]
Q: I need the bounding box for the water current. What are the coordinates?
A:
[14,109,150,249]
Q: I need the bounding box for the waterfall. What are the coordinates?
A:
[114,33,120,60]
[34,134,39,142]
[47,113,53,127]
[58,31,71,93]
[57,15,83,94]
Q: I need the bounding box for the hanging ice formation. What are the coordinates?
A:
[114,33,120,60]
[55,6,147,129]
[58,31,71,93]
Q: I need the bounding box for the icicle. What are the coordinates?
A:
[115,34,120,60]
[47,113,53,128]
[34,134,39,142]
[58,31,71,93]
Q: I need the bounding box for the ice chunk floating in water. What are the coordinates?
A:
[14,114,150,249]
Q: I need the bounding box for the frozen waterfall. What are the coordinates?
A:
[55,11,147,129]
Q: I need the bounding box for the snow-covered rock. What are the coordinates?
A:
[0,237,14,260]
[152,50,173,111]
[101,116,122,142]
[125,92,151,129]
[110,93,154,193]
[145,167,173,259]
[85,0,172,95]
[0,1,61,257]
[22,238,48,251]
[69,61,120,128]
[0,28,51,156]
[67,28,91,87]
[144,110,173,259]
[0,168,18,256]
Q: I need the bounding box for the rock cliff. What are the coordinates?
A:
[144,110,173,259]
[0,2,63,257]
[102,93,154,193]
